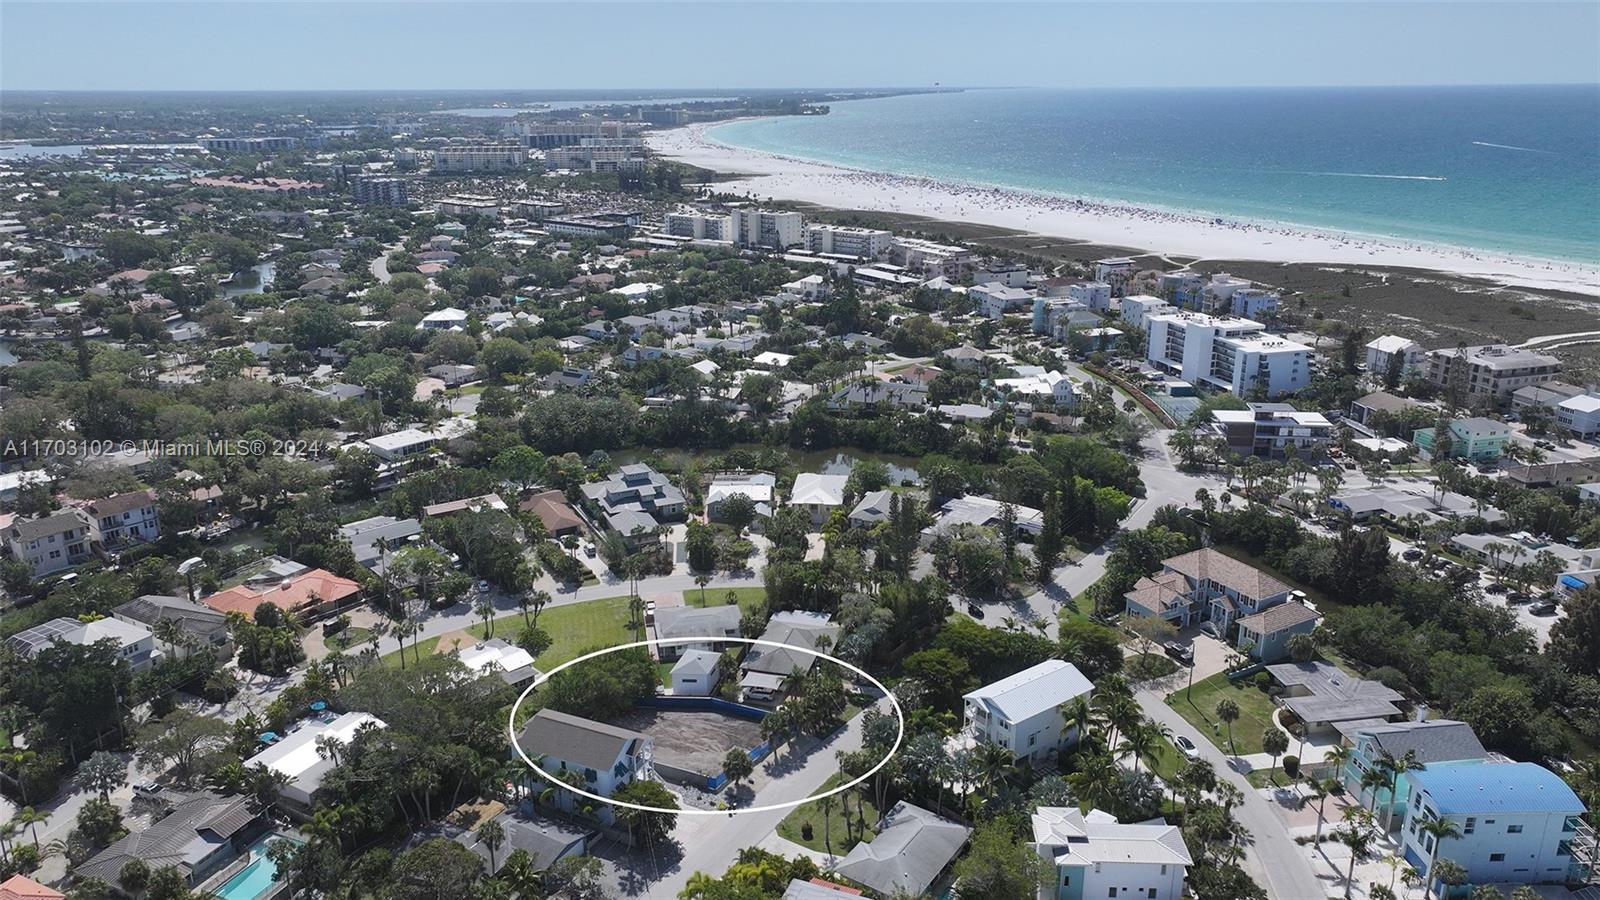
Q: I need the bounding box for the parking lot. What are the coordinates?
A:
[603,708,765,777]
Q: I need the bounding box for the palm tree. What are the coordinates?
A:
[1117,721,1159,774]
[974,741,1015,797]
[1417,812,1462,900]
[4,749,37,804]
[1214,699,1240,755]
[528,589,550,627]
[1378,750,1424,834]
[476,598,496,638]
[1261,728,1290,784]
[477,817,506,875]
[1059,696,1094,747]
[695,573,710,606]
[14,806,47,850]
[1335,807,1377,899]
[818,792,837,859]
[1360,765,1391,816]
[1302,775,1333,843]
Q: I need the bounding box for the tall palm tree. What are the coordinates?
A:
[1117,720,1161,774]
[1379,750,1424,834]
[477,817,506,875]
[1335,807,1377,899]
[1417,813,1463,900]
[14,806,47,850]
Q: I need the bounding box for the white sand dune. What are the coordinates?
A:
[649,122,1600,298]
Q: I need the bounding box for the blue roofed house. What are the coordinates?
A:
[1399,760,1589,889]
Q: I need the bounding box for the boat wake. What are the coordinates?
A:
[1471,141,1554,154]
[1301,171,1448,181]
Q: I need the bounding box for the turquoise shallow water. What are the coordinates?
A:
[711,86,1600,263]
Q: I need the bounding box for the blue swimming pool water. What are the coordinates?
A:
[216,835,298,900]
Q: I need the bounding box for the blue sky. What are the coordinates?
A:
[3,2,1597,91]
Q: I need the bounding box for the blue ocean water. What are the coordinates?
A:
[710,86,1600,263]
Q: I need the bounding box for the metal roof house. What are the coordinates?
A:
[958,659,1093,765]
[1031,807,1193,900]
[76,795,265,888]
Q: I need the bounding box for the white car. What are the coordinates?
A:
[476,580,491,594]
[1175,735,1200,760]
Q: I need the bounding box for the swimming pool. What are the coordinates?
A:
[216,835,299,900]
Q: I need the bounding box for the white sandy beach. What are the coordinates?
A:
[649,122,1600,298]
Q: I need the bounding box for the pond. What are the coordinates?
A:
[222,262,276,297]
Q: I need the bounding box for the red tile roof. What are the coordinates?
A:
[201,569,359,619]
[0,874,66,900]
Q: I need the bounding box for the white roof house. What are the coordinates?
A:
[246,711,385,807]
[1031,807,1192,900]
[0,469,51,502]
[417,307,469,330]
[611,282,662,301]
[753,351,794,368]
[964,659,1093,726]
[791,473,847,508]
[454,638,540,685]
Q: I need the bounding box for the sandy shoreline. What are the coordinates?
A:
[648,122,1600,298]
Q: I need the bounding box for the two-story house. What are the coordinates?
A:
[1399,760,1587,888]
[7,616,162,672]
[958,659,1093,766]
[4,508,97,577]
[1123,547,1297,635]
[88,490,160,550]
[580,464,686,546]
[1031,807,1193,900]
[1341,719,1487,823]
[517,709,655,825]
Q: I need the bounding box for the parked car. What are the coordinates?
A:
[476,580,491,594]
[133,781,161,797]
[582,542,597,558]
[967,602,985,619]
[1485,582,1509,594]
[1200,620,1222,639]
[1507,592,1532,605]
[1530,600,1558,616]
[1163,641,1194,665]
[644,600,656,622]
[1402,548,1424,561]
[1175,735,1200,760]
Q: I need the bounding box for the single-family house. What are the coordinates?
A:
[76,795,266,889]
[741,611,839,703]
[1031,807,1193,900]
[1267,661,1405,735]
[200,566,360,621]
[1122,547,1298,633]
[957,659,1093,765]
[113,594,233,661]
[833,802,971,898]
[338,515,423,576]
[790,473,847,525]
[520,490,585,538]
[4,507,97,577]
[7,616,162,672]
[1341,719,1487,822]
[705,473,775,523]
[1399,760,1587,887]
[653,604,742,661]
[244,711,385,815]
[517,710,655,824]
[1233,598,1322,662]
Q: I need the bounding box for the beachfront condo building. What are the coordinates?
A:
[350,176,408,207]
[1366,335,1426,376]
[505,120,624,148]
[199,136,300,153]
[664,211,733,241]
[890,236,974,276]
[1143,310,1312,399]
[1121,294,1177,330]
[435,194,500,220]
[1211,403,1334,458]
[729,209,804,249]
[431,144,527,173]
[1425,344,1562,403]
[805,224,892,259]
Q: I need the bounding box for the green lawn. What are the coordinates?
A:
[385,595,638,670]
[1165,672,1281,757]
[681,586,765,615]
[1146,734,1191,782]
[775,773,880,855]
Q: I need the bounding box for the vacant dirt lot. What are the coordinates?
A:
[604,708,764,777]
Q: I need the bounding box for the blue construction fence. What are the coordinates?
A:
[635,697,774,793]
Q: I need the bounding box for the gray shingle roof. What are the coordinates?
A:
[76,796,259,884]
[834,802,970,896]
[1353,719,1488,765]
[518,709,647,773]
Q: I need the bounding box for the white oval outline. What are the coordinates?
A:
[508,636,905,817]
